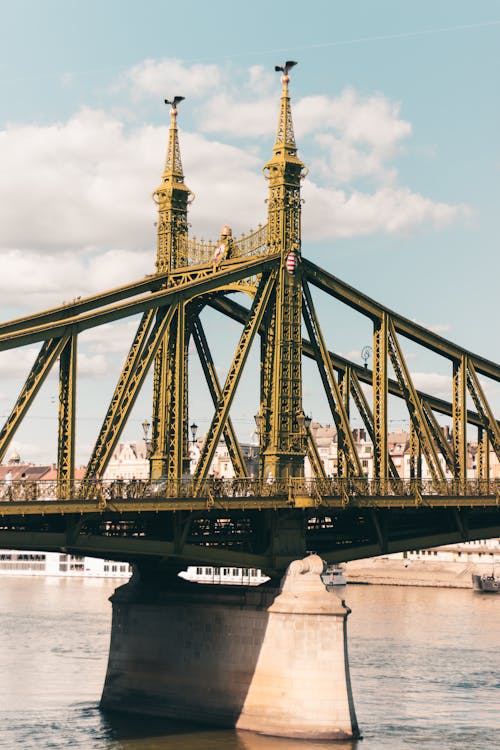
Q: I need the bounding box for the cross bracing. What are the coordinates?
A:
[0,64,499,570]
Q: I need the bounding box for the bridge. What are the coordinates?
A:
[0,63,499,739]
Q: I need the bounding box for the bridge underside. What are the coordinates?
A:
[1,501,499,577]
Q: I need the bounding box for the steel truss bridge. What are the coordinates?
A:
[0,67,499,575]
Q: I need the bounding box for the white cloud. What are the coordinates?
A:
[125,58,224,99]
[79,321,140,355]
[0,63,467,315]
[78,352,108,376]
[302,182,464,240]
[0,248,151,309]
[411,372,451,397]
[0,347,38,378]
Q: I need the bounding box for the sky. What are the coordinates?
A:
[0,0,498,464]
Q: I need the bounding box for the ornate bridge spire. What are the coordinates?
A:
[273,60,298,156]
[152,96,192,273]
[260,61,307,480]
[150,97,192,481]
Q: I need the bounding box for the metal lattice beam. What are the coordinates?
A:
[192,318,248,478]
[0,336,69,463]
[194,270,277,485]
[387,319,445,481]
[301,279,362,477]
[84,306,176,481]
[57,334,77,491]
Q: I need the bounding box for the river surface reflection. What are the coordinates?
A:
[0,576,498,749]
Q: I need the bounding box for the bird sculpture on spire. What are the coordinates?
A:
[274,61,298,80]
[164,96,185,112]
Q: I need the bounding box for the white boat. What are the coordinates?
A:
[321,564,346,589]
[472,572,500,593]
[0,550,132,578]
[178,565,270,586]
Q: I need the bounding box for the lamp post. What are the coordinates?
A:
[190,422,198,445]
[142,419,151,459]
[297,411,312,433]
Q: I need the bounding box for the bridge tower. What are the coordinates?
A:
[259,64,308,479]
[149,98,192,479]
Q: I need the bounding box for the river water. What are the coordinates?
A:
[0,576,498,749]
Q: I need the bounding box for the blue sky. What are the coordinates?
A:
[0,1,498,463]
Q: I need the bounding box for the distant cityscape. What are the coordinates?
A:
[1,420,498,483]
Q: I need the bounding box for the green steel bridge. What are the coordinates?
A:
[0,65,499,577]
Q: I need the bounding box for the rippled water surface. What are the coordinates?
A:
[0,576,498,749]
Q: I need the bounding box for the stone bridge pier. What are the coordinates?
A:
[100,554,360,740]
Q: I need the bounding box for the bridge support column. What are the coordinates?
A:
[100,555,359,740]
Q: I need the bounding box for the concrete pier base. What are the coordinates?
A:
[100,555,359,740]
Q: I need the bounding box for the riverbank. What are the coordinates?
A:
[344,558,498,589]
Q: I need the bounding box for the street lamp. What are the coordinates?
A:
[297,412,312,432]
[142,419,150,442]
[190,422,198,444]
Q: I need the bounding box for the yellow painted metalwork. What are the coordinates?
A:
[194,269,277,486]
[452,354,468,479]
[152,99,193,272]
[85,310,155,480]
[260,66,306,480]
[306,428,327,479]
[388,319,445,481]
[466,358,500,462]
[409,420,420,479]
[84,305,176,484]
[422,400,455,473]
[150,99,192,480]
[478,427,490,480]
[57,333,77,493]
[349,369,399,479]
[0,335,69,463]
[191,318,248,477]
[373,313,388,479]
[301,279,362,476]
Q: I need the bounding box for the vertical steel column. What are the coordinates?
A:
[452,354,467,480]
[477,427,490,480]
[150,99,192,481]
[409,420,421,480]
[261,65,306,479]
[338,366,351,478]
[57,333,77,495]
[373,313,388,480]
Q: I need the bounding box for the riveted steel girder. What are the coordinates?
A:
[478,427,490,480]
[422,400,455,474]
[194,270,277,486]
[303,259,500,382]
[306,427,327,479]
[349,370,399,480]
[0,255,280,351]
[85,310,155,481]
[192,318,248,478]
[387,319,445,481]
[452,355,468,479]
[0,335,69,463]
[301,279,362,477]
[57,334,77,492]
[84,305,176,482]
[373,313,388,480]
[466,358,500,462]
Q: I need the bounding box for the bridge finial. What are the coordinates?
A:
[152,95,192,273]
[273,61,298,152]
[161,95,186,179]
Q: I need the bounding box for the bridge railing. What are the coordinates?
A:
[0,477,498,504]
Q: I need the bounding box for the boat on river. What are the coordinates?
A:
[321,564,346,590]
[472,572,500,593]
